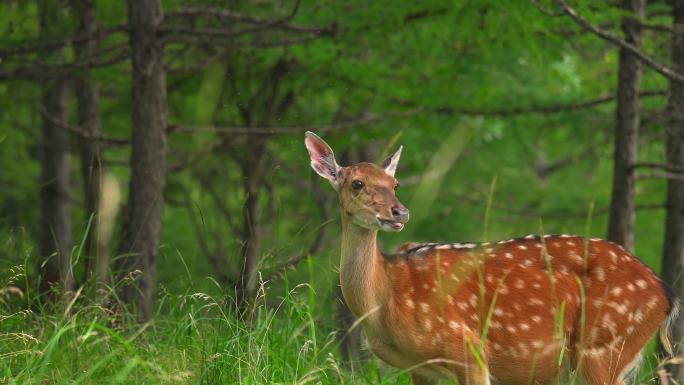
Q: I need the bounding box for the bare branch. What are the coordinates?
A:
[40,107,129,146]
[165,3,336,37]
[0,24,129,56]
[167,109,422,136]
[431,90,665,116]
[637,172,684,181]
[555,0,684,83]
[630,162,684,174]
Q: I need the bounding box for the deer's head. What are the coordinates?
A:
[305,131,409,232]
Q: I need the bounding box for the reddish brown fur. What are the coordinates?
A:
[380,236,673,384]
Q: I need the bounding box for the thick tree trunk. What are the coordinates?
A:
[37,0,74,300]
[607,0,644,252]
[116,0,167,323]
[661,1,684,378]
[71,0,104,284]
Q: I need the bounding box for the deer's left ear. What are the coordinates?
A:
[382,146,403,177]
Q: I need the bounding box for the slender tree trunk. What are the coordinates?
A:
[71,0,104,284]
[236,138,267,305]
[661,1,684,378]
[607,0,644,252]
[37,0,74,301]
[116,0,167,323]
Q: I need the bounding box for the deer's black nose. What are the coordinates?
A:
[391,206,410,223]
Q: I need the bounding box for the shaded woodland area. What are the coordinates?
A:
[2,0,684,383]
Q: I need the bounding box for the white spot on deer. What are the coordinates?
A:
[532,283,541,289]
[595,267,605,282]
[486,275,494,283]
[517,245,528,250]
[590,238,601,242]
[520,323,530,331]
[463,243,476,249]
[531,315,542,323]
[405,299,415,309]
[648,296,659,309]
[424,319,432,331]
[586,346,606,357]
[506,325,517,333]
[523,259,534,267]
[441,261,450,268]
[497,240,506,245]
[499,284,510,295]
[435,244,452,250]
[458,302,469,311]
[449,320,460,331]
[626,283,635,292]
[450,273,460,283]
[431,287,437,293]
[636,279,647,289]
[560,234,572,238]
[607,302,627,314]
[609,250,618,263]
[634,309,644,322]
[515,279,525,289]
[532,340,544,349]
[409,286,415,294]
[611,287,623,296]
[420,302,430,313]
[504,252,513,259]
[493,342,502,351]
[470,313,479,322]
[485,248,494,253]
[436,315,445,324]
[565,241,576,246]
[513,303,522,311]
[469,294,478,307]
[447,294,454,305]
[529,298,544,306]
[627,325,635,334]
[488,253,497,258]
[490,320,502,329]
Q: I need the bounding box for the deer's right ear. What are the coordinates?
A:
[305,131,341,189]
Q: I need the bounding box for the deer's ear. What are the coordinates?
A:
[305,131,341,188]
[382,146,403,177]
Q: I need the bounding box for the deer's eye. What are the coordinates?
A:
[394,183,399,191]
[352,180,364,190]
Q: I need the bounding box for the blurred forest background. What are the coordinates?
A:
[2,0,684,383]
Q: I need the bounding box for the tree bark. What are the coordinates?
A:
[37,0,74,301]
[116,0,167,323]
[661,0,684,378]
[71,0,104,285]
[607,0,644,252]
[235,137,267,305]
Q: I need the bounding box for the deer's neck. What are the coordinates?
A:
[339,217,388,319]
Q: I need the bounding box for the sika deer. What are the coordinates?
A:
[304,132,679,385]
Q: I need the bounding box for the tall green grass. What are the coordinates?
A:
[0,257,417,385]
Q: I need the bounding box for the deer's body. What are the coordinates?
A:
[305,133,679,385]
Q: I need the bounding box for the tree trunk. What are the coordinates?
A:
[71,0,104,285]
[116,0,167,323]
[661,0,684,378]
[607,0,644,252]
[235,138,267,305]
[37,0,74,301]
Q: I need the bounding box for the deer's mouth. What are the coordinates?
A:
[378,218,405,231]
